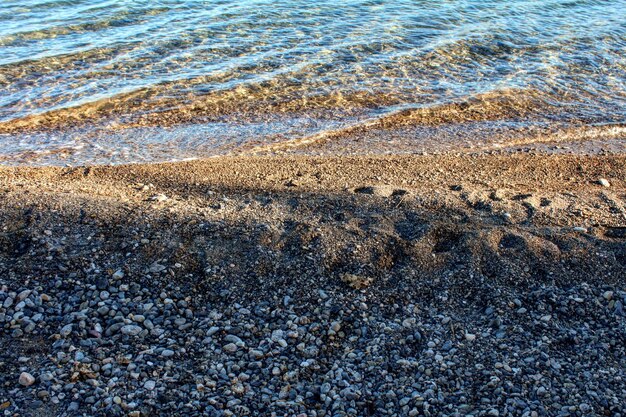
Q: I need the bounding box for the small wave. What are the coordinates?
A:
[0,81,573,135]
[225,91,563,155]
[0,6,170,46]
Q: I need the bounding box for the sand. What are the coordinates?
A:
[1,153,625,289]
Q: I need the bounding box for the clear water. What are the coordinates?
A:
[0,0,625,164]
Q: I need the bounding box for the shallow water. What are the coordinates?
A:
[0,0,625,164]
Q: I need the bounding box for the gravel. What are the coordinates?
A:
[1,271,625,416]
[1,154,625,416]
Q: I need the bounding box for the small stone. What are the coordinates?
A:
[120,325,143,336]
[271,330,284,342]
[112,270,125,280]
[321,382,332,394]
[207,326,220,336]
[598,178,610,187]
[149,194,168,202]
[60,324,73,338]
[250,349,264,359]
[340,273,372,289]
[464,333,476,342]
[95,276,109,290]
[224,343,238,353]
[354,185,407,198]
[224,334,244,345]
[17,290,31,301]
[19,372,35,386]
[161,349,175,358]
[148,262,166,273]
[144,380,156,390]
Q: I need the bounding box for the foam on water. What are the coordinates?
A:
[0,0,624,164]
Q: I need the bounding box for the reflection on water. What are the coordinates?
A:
[0,0,624,164]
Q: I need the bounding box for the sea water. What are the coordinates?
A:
[0,0,624,164]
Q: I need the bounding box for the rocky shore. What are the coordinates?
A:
[1,153,625,416]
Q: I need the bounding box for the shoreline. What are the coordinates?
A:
[1,152,625,415]
[2,152,625,190]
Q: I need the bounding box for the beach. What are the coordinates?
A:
[1,151,625,415]
[1,0,625,414]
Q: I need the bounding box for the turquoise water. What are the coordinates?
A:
[0,0,625,164]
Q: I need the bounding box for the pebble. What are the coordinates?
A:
[112,270,125,280]
[223,343,238,353]
[598,178,610,187]
[2,252,624,416]
[18,372,35,387]
[354,185,398,197]
[59,324,73,338]
[160,349,175,358]
[149,194,169,202]
[224,334,243,345]
[120,325,143,336]
[95,276,109,290]
[464,333,476,342]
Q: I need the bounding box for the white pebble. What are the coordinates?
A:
[149,194,168,202]
[19,372,35,386]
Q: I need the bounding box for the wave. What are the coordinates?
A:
[0,5,170,46]
[233,108,626,155]
[0,81,581,135]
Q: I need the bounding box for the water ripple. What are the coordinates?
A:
[0,0,624,164]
